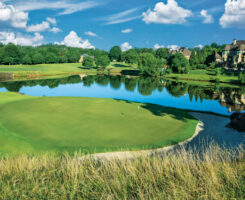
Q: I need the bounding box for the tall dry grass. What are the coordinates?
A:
[0,145,244,200]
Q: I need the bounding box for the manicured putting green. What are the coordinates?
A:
[0,92,198,155]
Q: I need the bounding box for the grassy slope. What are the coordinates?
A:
[0,92,197,155]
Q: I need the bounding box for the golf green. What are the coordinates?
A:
[0,92,198,155]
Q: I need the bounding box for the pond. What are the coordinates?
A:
[0,75,245,116]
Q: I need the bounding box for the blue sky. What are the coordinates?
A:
[0,0,245,50]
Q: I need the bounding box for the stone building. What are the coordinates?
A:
[222,39,245,67]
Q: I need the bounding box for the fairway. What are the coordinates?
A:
[0,62,134,77]
[0,92,198,155]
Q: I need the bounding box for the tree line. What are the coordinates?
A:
[0,43,108,65]
[0,42,225,76]
[84,43,225,76]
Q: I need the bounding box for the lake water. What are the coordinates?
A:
[1,75,245,116]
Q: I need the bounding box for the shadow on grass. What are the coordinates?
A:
[112,64,128,68]
[121,70,140,76]
[78,66,98,70]
[113,99,196,122]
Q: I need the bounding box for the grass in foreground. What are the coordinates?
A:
[0,145,244,199]
[0,92,197,155]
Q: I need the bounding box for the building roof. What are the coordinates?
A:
[169,48,192,57]
[236,40,245,45]
[179,48,192,57]
[224,40,245,51]
[215,52,222,59]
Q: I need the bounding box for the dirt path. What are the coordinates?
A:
[84,112,245,161]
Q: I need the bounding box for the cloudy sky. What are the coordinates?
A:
[0,0,244,50]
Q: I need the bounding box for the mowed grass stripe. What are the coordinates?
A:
[0,92,198,155]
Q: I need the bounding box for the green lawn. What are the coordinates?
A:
[0,63,241,84]
[0,62,134,77]
[166,70,239,84]
[0,92,197,155]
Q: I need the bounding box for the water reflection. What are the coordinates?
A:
[0,75,245,115]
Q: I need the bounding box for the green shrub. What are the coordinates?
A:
[239,73,245,84]
[215,68,221,76]
[215,78,220,83]
[196,64,207,70]
[82,56,94,68]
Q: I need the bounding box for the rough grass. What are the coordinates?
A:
[0,145,244,199]
[0,92,197,155]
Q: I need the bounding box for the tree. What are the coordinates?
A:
[109,46,122,61]
[45,52,58,63]
[59,55,68,63]
[2,43,21,64]
[32,53,44,64]
[215,68,221,76]
[22,55,32,65]
[95,55,110,68]
[2,57,14,65]
[211,43,219,49]
[121,52,126,62]
[168,53,190,74]
[82,56,94,68]
[137,48,155,55]
[189,51,199,67]
[239,73,245,84]
[138,53,165,76]
[124,49,138,65]
[155,48,169,59]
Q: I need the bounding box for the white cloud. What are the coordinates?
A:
[58,31,95,49]
[0,2,61,33]
[50,27,61,33]
[15,0,102,15]
[220,0,245,28]
[154,44,165,50]
[195,44,203,49]
[0,32,43,46]
[0,2,28,28]
[46,17,56,25]
[26,21,50,32]
[142,0,193,24]
[121,28,133,33]
[167,45,180,51]
[120,42,132,51]
[27,17,61,33]
[102,8,140,25]
[200,10,214,24]
[85,31,97,37]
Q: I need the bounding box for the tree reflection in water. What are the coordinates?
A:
[1,75,245,113]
